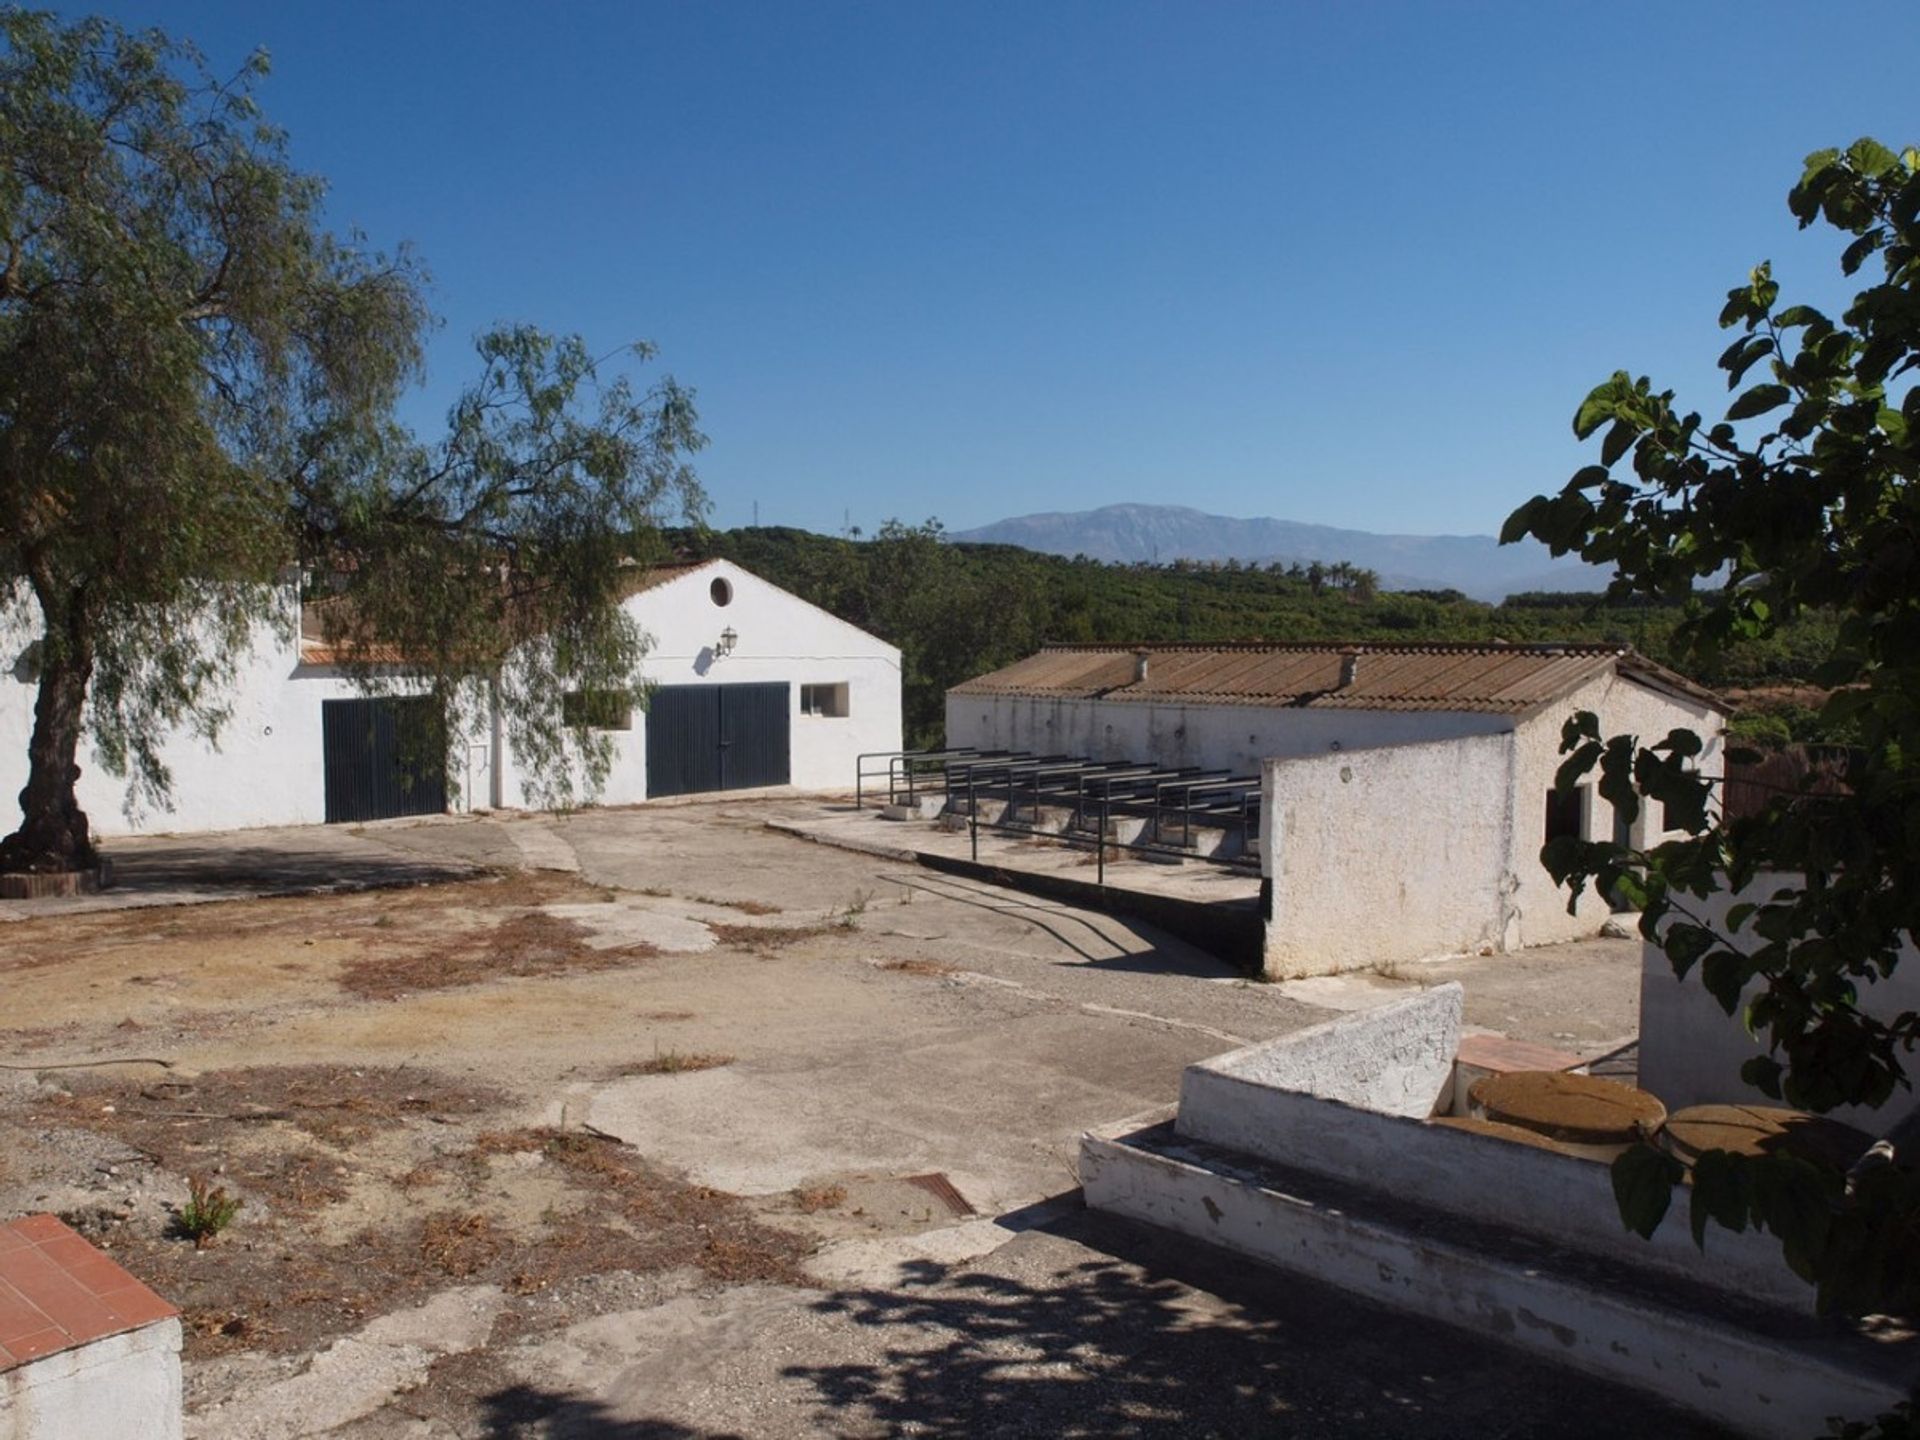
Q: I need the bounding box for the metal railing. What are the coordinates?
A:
[855,747,1262,885]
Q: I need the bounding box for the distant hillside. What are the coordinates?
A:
[680,523,1832,749]
[949,503,1610,602]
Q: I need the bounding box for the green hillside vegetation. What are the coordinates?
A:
[676,522,1837,749]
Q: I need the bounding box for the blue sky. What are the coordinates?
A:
[55,2,1920,538]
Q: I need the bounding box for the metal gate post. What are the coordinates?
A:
[1098,794,1108,887]
[969,775,979,862]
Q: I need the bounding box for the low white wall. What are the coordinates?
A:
[1639,875,1920,1135]
[1175,988,1813,1312]
[1261,734,1516,977]
[0,1319,183,1440]
[1188,986,1461,1116]
[1081,1120,1895,1440]
[944,692,1507,780]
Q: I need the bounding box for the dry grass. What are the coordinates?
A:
[793,1182,847,1214]
[688,895,784,916]
[707,921,835,951]
[339,912,658,1000]
[469,1128,809,1286]
[614,1051,734,1077]
[418,1211,504,1278]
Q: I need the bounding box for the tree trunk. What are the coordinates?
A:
[0,597,97,875]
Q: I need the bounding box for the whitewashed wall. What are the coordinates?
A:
[944,692,1508,779]
[1,559,901,839]
[1507,673,1725,948]
[1261,733,1517,977]
[0,589,388,838]
[489,559,902,807]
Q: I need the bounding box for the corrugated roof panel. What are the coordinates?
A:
[950,641,1725,716]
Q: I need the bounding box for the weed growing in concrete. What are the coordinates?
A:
[834,889,874,930]
[619,1049,734,1076]
[175,1175,243,1249]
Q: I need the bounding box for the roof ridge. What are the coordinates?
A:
[1035,640,1629,656]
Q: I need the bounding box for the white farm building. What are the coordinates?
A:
[1,559,901,838]
[948,641,1727,976]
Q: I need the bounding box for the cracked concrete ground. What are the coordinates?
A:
[0,800,1715,1437]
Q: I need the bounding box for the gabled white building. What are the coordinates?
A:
[0,558,901,837]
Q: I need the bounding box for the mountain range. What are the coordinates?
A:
[949,503,1611,603]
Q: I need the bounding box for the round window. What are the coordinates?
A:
[710,576,733,607]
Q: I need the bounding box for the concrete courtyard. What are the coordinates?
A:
[0,799,1708,1437]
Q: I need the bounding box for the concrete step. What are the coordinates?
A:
[1081,1115,1915,1440]
[1063,814,1148,848]
[1152,823,1244,859]
[998,803,1078,836]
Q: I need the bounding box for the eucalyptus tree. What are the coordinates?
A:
[0,11,702,871]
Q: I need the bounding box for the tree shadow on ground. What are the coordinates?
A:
[469,1210,1731,1438]
[99,837,472,897]
[476,1386,737,1439]
[781,1211,1732,1439]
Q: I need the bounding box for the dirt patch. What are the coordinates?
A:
[0,870,640,1039]
[465,1128,810,1287]
[793,1182,847,1214]
[339,912,658,1000]
[688,895,785,916]
[31,1065,507,1212]
[878,959,961,978]
[33,1067,808,1362]
[707,921,835,951]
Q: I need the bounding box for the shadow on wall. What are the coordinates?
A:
[472,1211,1721,1439]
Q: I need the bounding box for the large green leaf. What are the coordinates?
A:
[1727,383,1791,421]
[1612,1144,1684,1240]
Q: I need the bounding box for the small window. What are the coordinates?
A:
[563,690,632,730]
[710,576,733,607]
[800,683,849,718]
[1544,785,1586,845]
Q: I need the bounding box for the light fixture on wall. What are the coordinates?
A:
[715,626,738,658]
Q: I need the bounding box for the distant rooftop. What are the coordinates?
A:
[948,641,1724,716]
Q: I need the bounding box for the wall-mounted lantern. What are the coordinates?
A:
[716,626,738,658]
